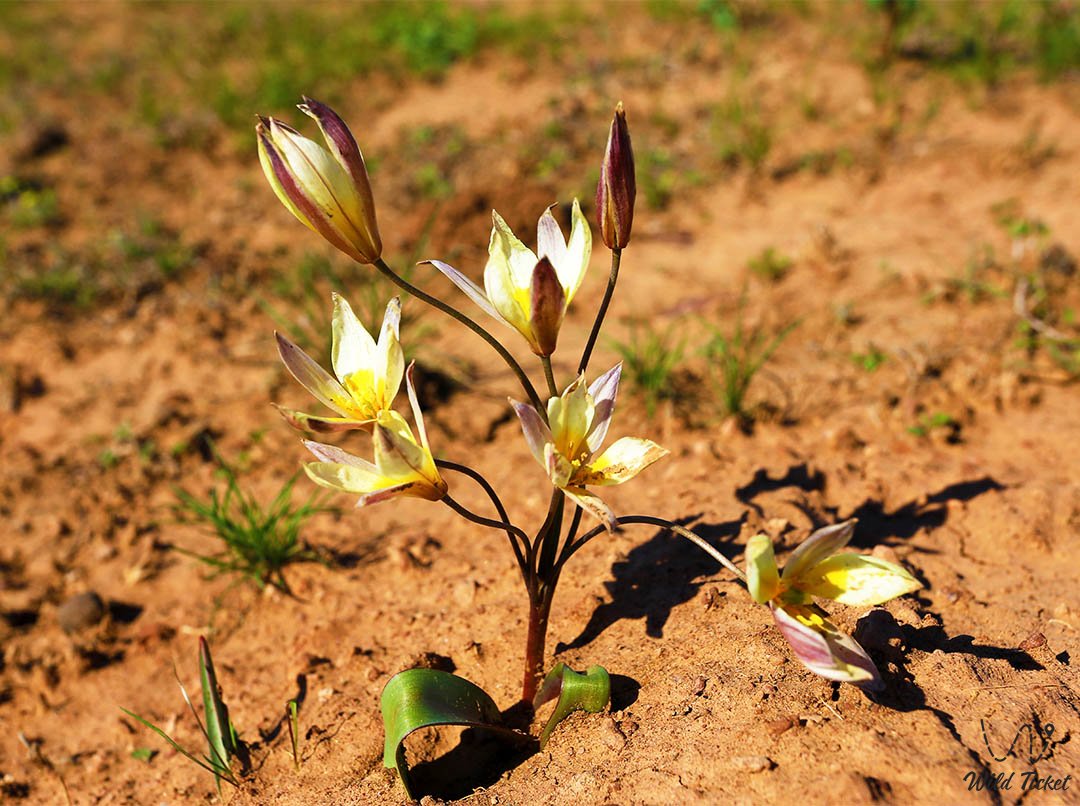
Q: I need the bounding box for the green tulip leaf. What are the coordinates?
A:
[533,663,611,749]
[381,668,531,801]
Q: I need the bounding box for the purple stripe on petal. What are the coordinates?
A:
[586,362,622,452]
[511,398,552,466]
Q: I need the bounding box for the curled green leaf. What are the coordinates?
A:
[381,668,530,801]
[533,663,611,749]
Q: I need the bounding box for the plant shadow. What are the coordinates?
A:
[556,516,745,652]
[407,727,536,802]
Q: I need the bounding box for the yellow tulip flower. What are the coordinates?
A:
[427,201,592,356]
[302,364,446,506]
[276,294,404,433]
[511,363,667,529]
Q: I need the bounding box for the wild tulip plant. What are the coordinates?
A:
[257,98,922,797]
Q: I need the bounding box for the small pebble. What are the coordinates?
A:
[601,717,626,751]
[57,592,106,634]
[766,716,797,737]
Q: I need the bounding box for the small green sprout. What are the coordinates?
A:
[747,246,792,283]
[533,663,611,749]
[122,637,240,793]
[851,345,887,372]
[286,700,301,772]
[907,411,958,438]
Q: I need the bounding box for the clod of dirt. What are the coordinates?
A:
[731,755,774,773]
[56,592,106,634]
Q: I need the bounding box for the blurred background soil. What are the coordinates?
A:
[1,1,1078,803]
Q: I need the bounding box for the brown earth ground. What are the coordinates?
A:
[1,3,1079,804]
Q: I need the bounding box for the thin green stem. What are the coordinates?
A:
[436,460,528,582]
[541,355,558,397]
[556,515,746,582]
[578,248,622,375]
[373,257,545,415]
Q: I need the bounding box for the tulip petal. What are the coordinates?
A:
[583,437,668,486]
[331,293,377,383]
[490,210,539,290]
[562,486,618,532]
[782,519,857,584]
[511,398,553,467]
[303,460,383,493]
[303,439,378,471]
[276,332,354,417]
[274,405,371,434]
[771,603,883,690]
[528,256,566,356]
[374,411,429,479]
[547,374,594,461]
[536,206,568,271]
[544,443,574,488]
[585,363,622,453]
[745,534,781,604]
[270,119,371,261]
[258,122,362,261]
[425,260,503,322]
[378,297,405,407]
[559,199,592,303]
[484,221,534,344]
[405,363,433,457]
[299,97,381,259]
[796,553,922,606]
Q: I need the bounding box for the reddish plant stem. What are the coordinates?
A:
[520,588,553,705]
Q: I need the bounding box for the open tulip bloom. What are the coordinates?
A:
[276,295,404,433]
[512,364,668,530]
[253,99,933,798]
[301,364,446,507]
[746,521,922,689]
[427,201,591,357]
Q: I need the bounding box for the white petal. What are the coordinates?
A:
[511,398,553,467]
[331,293,377,381]
[536,205,568,270]
[563,487,618,532]
[558,199,592,302]
[277,332,353,416]
[425,259,503,322]
[377,297,404,406]
[585,363,622,452]
[583,437,668,486]
[782,520,857,584]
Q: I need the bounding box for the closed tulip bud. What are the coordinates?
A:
[257,97,382,264]
[595,102,635,250]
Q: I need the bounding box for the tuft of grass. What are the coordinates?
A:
[610,322,686,417]
[747,246,793,283]
[852,345,888,372]
[710,93,772,172]
[907,410,958,439]
[173,450,332,592]
[701,299,798,420]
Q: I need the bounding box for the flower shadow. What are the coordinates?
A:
[556,515,744,652]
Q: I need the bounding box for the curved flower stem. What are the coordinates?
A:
[560,505,583,566]
[534,489,565,580]
[436,460,528,583]
[578,247,622,376]
[372,257,545,416]
[541,355,558,397]
[442,495,535,589]
[556,515,746,582]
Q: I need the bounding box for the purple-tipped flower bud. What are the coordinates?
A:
[256,97,382,264]
[595,102,636,250]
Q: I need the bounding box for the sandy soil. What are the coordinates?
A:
[1,3,1078,805]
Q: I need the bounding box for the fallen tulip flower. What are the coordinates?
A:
[427,201,592,356]
[512,363,667,529]
[746,520,922,689]
[257,97,382,264]
[302,364,446,506]
[276,295,404,433]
